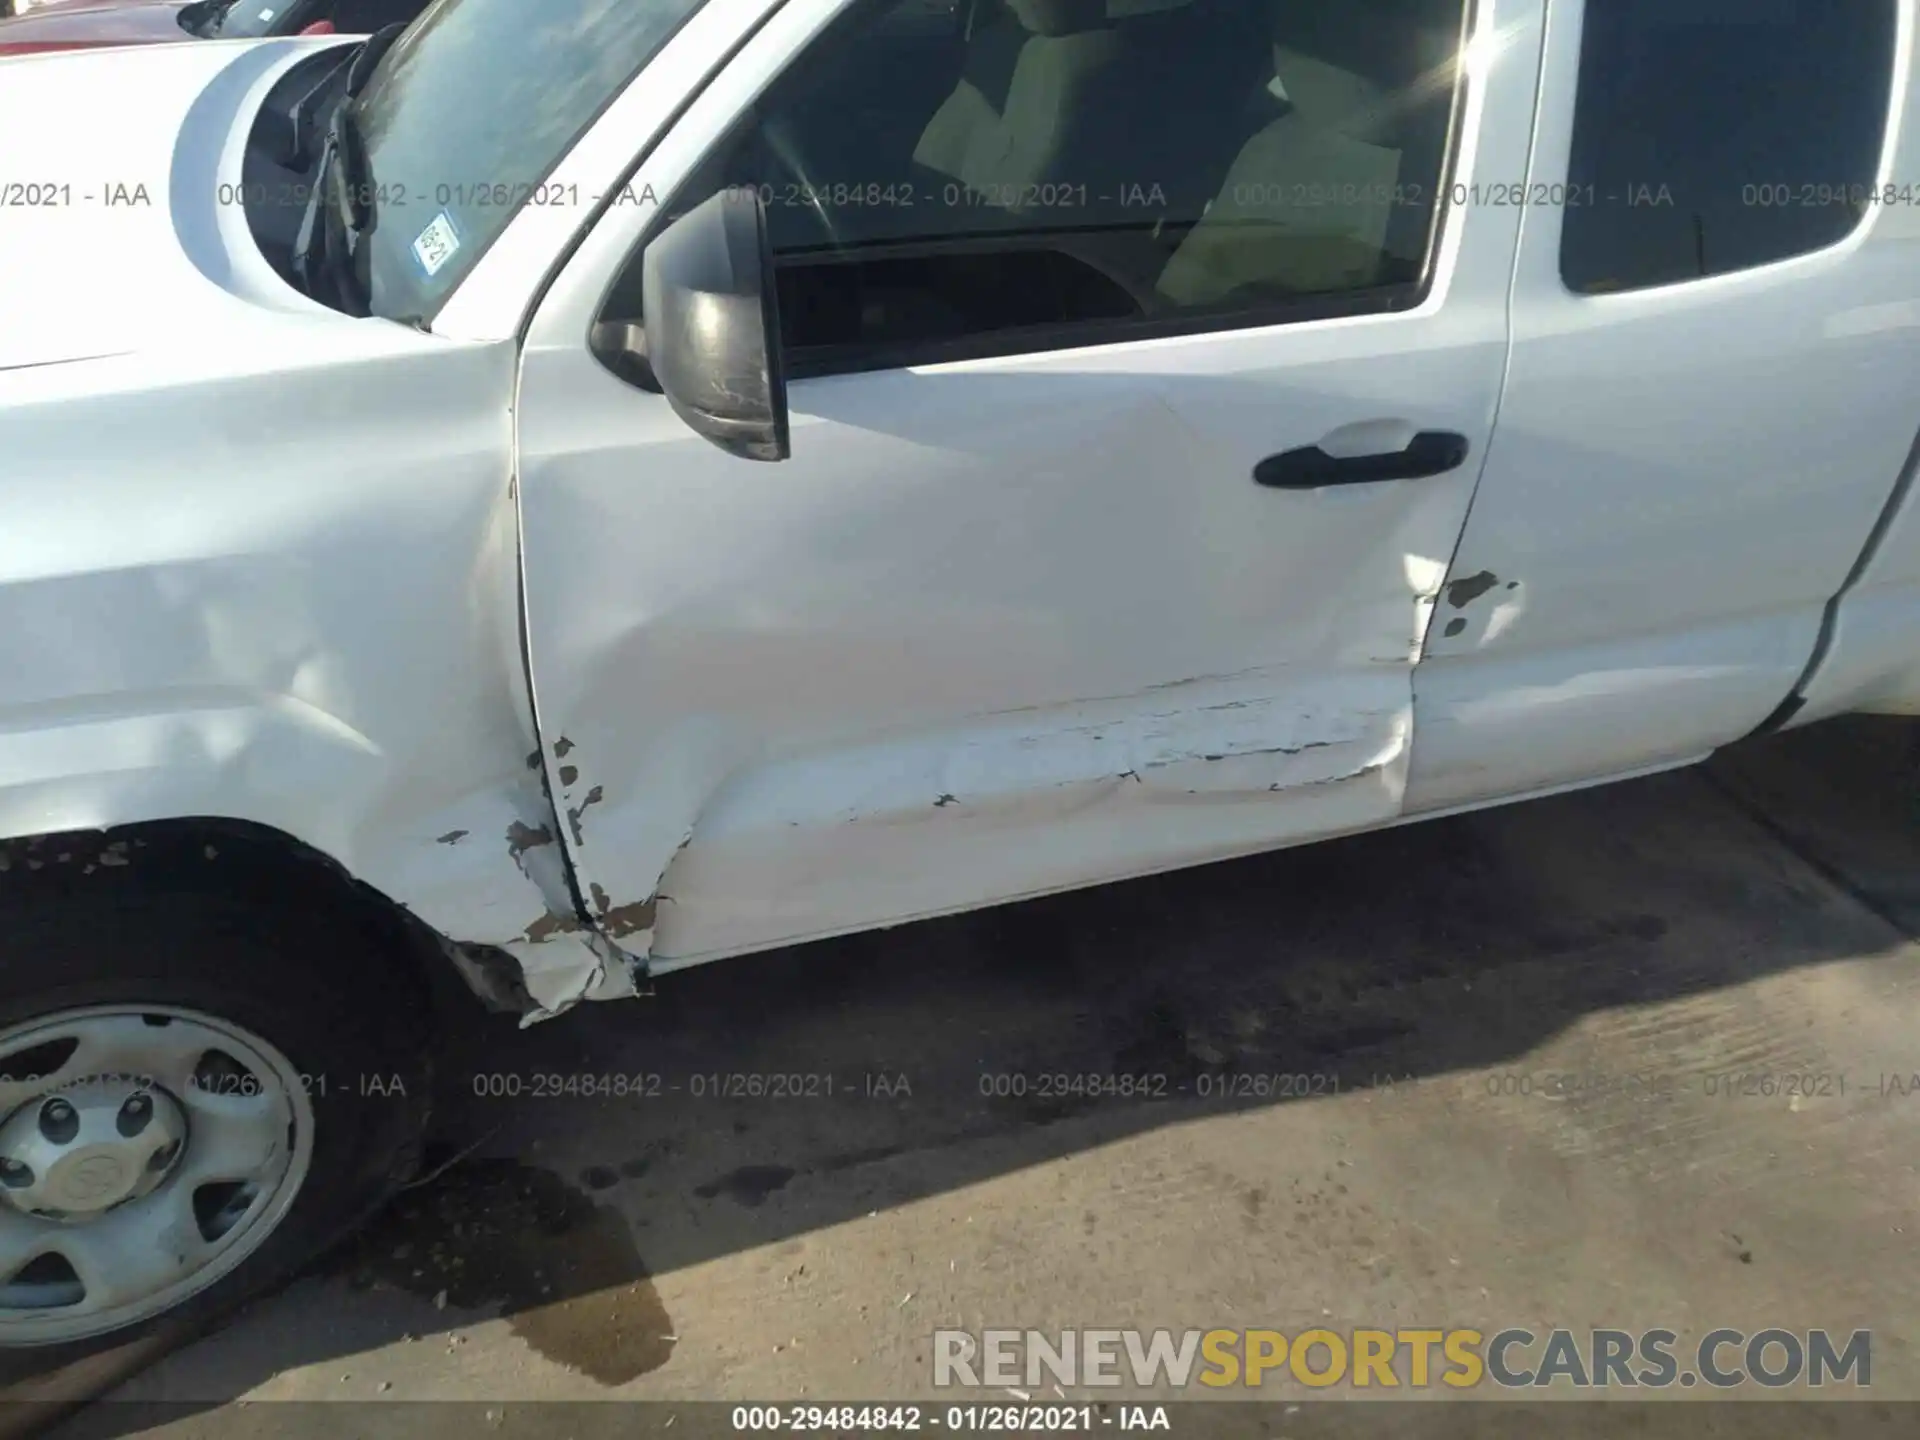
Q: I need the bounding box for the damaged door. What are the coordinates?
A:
[511,0,1545,969]
[1409,0,1916,811]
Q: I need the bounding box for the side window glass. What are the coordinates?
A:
[1560,0,1897,295]
[607,0,1470,370]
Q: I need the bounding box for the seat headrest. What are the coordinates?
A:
[1270,0,1459,80]
[1004,0,1109,35]
[1265,0,1451,139]
[1268,47,1393,138]
[1106,0,1198,17]
[1003,0,1198,35]
[1268,1,1396,73]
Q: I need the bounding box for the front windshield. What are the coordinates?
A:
[351,0,710,322]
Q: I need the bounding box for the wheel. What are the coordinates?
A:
[0,869,431,1357]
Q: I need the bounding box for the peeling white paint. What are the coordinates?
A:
[650,686,1407,969]
[34,0,1920,1022]
[502,928,640,1024]
[0,7,1546,1016]
[500,0,1545,969]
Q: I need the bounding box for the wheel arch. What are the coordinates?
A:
[0,816,538,1023]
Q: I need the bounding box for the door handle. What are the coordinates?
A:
[1253,430,1470,489]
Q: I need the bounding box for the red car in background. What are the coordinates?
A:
[0,0,428,55]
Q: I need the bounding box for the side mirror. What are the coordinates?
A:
[637,187,790,462]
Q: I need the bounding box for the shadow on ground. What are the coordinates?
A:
[11,715,1920,1431]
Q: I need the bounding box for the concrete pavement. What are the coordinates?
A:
[15,717,1920,1434]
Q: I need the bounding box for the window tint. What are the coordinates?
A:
[1560,0,1896,295]
[611,0,1469,371]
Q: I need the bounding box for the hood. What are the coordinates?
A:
[0,37,401,376]
[0,0,194,54]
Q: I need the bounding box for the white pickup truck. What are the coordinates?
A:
[1,0,1915,1357]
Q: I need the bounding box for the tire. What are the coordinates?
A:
[0,865,432,1362]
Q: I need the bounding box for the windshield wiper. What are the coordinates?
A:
[177,0,236,39]
[282,48,355,168]
[290,24,407,314]
[334,22,407,239]
[341,22,405,139]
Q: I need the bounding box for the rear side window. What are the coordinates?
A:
[1559,0,1897,295]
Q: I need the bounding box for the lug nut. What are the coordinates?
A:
[117,1091,153,1137]
[0,1158,31,1189]
[38,1098,78,1145]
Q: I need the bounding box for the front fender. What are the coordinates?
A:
[0,340,630,1020]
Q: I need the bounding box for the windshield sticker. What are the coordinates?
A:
[410,211,462,279]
